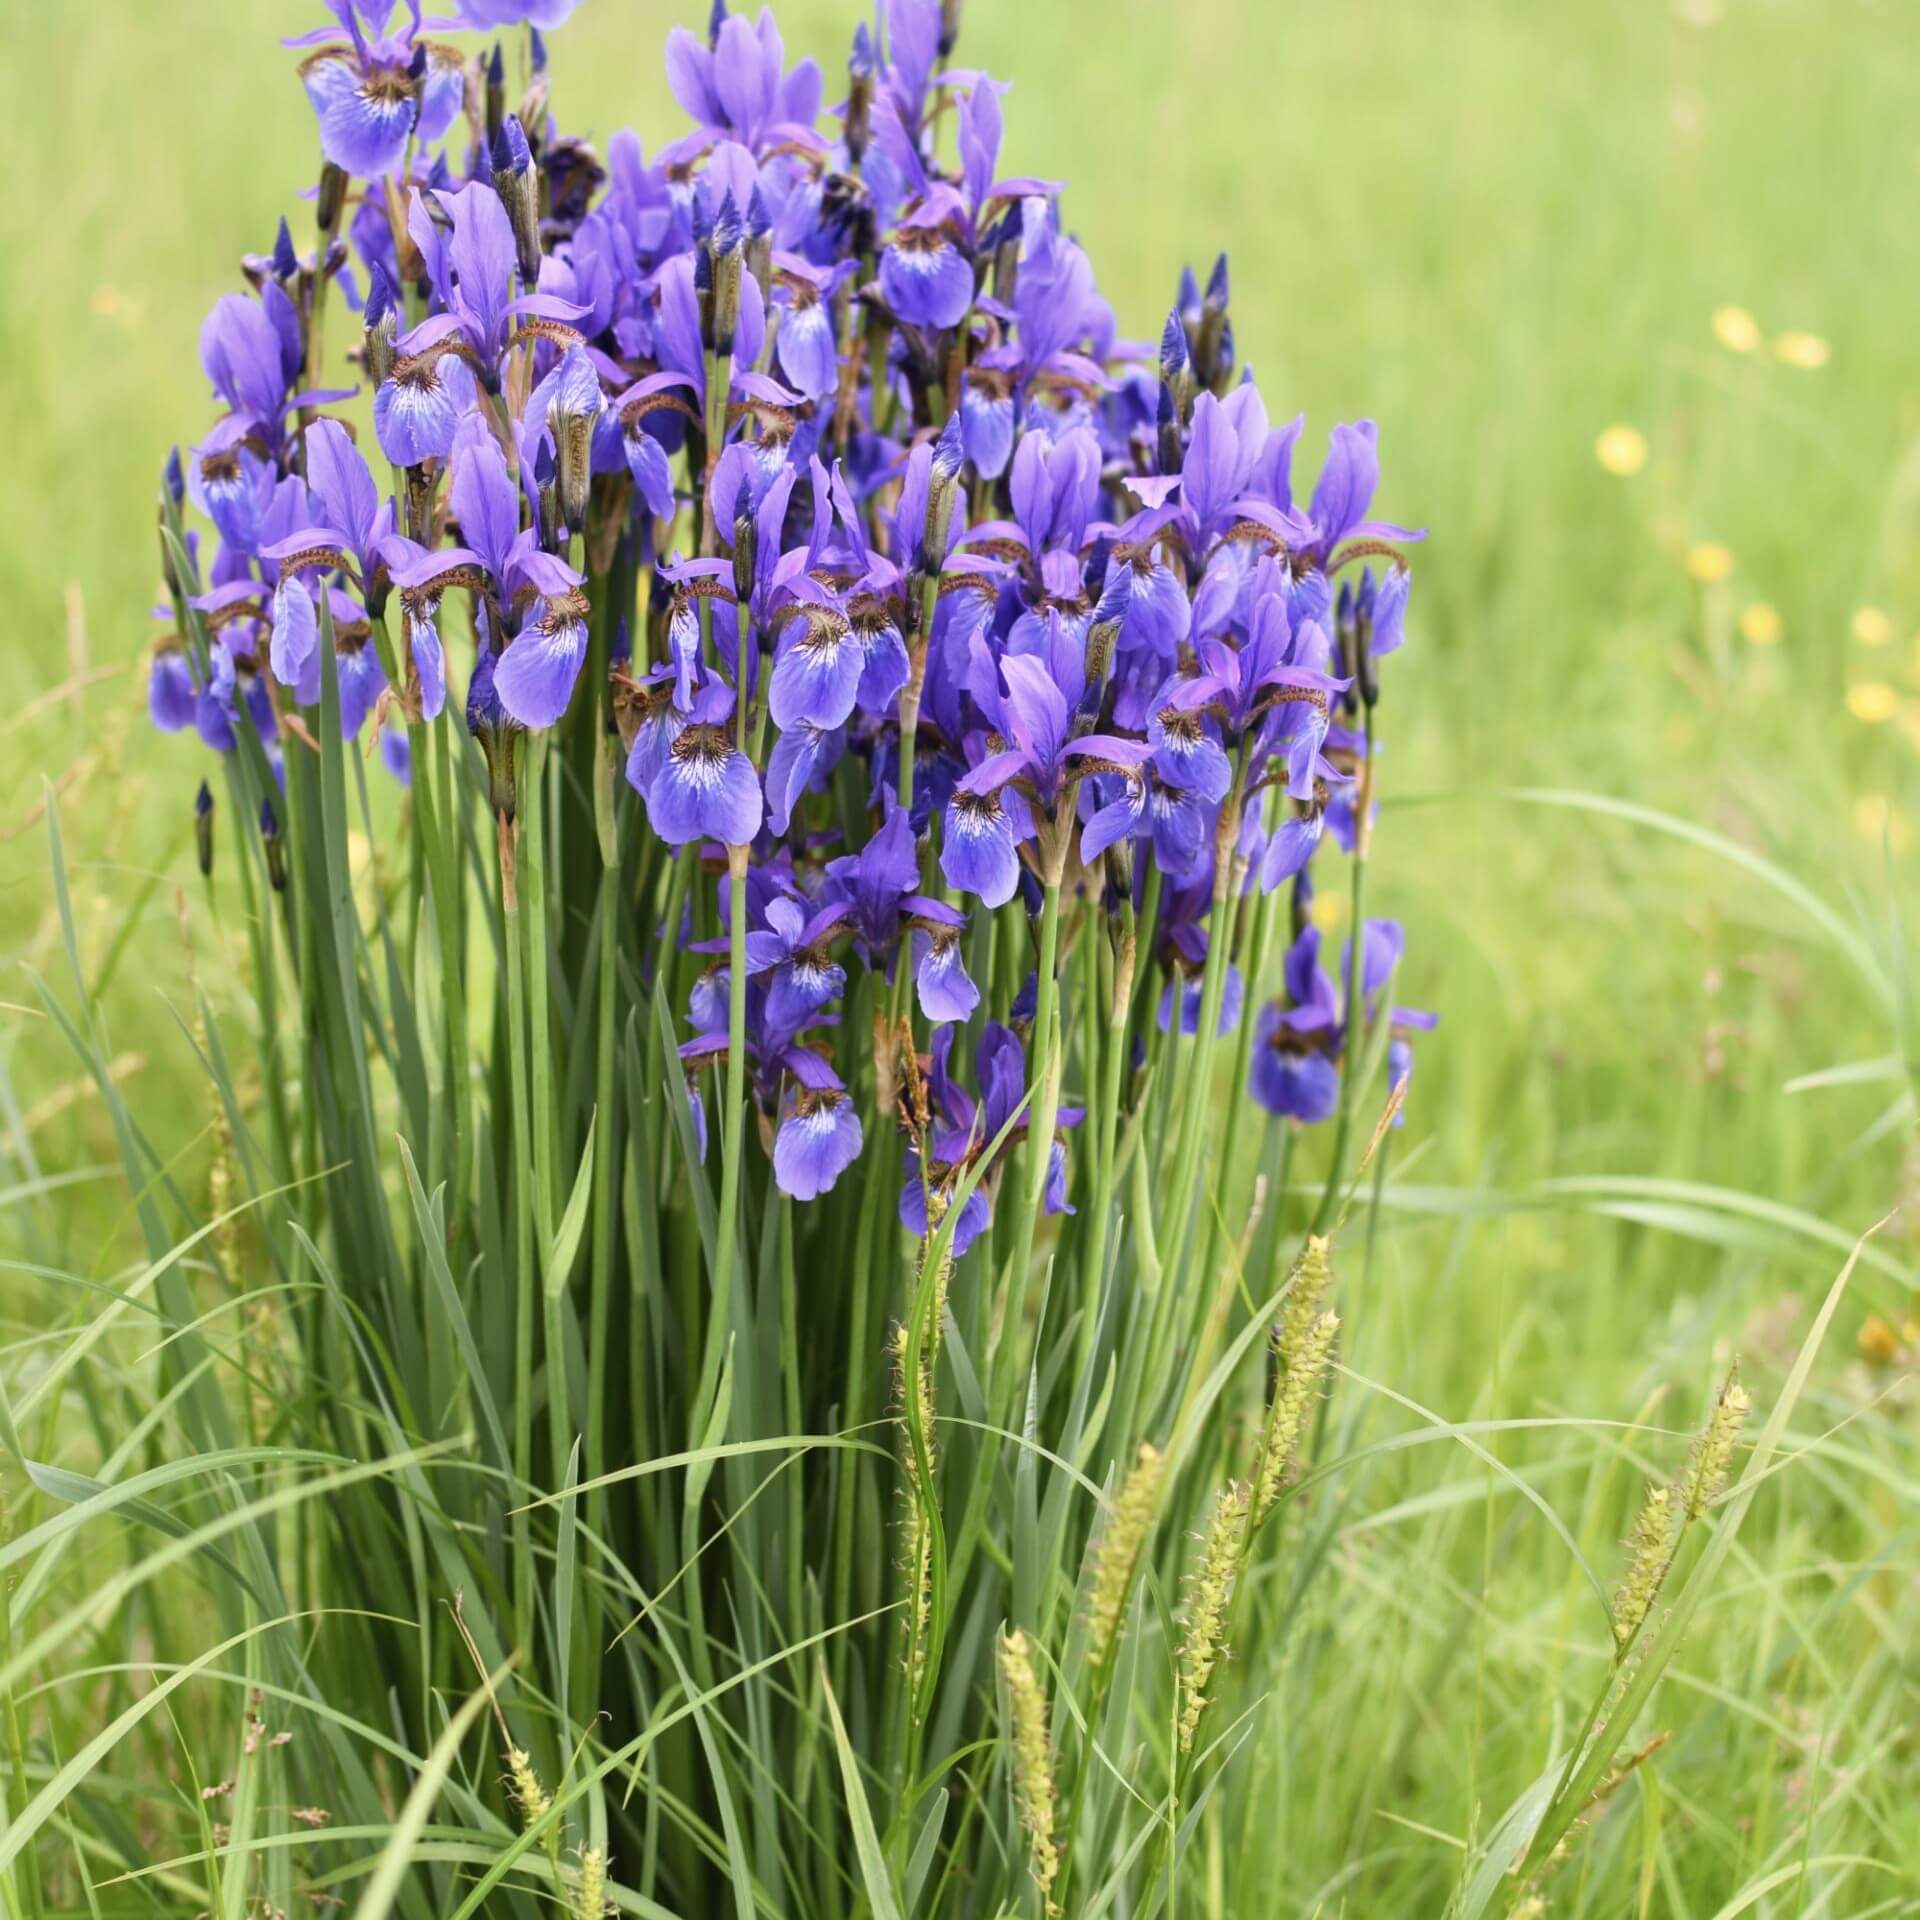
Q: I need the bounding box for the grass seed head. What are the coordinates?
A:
[1178,1480,1248,1753]
[1611,1482,1676,1650]
[506,1745,551,1829]
[1683,1362,1751,1521]
[999,1628,1060,1913]
[1085,1441,1165,1668]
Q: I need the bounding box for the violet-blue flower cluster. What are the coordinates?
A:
[148,0,1434,1227]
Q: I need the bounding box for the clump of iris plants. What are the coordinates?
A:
[142,0,1436,1907]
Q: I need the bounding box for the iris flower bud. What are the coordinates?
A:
[163,447,185,509]
[708,0,728,47]
[485,42,506,143]
[1194,251,1232,391]
[1159,308,1194,443]
[988,212,1021,306]
[316,161,348,236]
[194,780,215,879]
[493,115,541,285]
[846,24,875,165]
[468,650,521,822]
[744,185,773,293]
[362,264,399,388]
[730,476,757,604]
[519,30,550,134]
[1155,380,1182,476]
[939,0,963,56]
[920,413,967,574]
[271,218,299,287]
[551,346,604,534]
[708,192,745,356]
[260,799,287,892]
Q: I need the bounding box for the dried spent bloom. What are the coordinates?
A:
[1611,1481,1675,1651]
[1682,1363,1751,1521]
[1085,1441,1165,1669]
[999,1629,1060,1914]
[1178,1481,1247,1754]
[1254,1309,1339,1526]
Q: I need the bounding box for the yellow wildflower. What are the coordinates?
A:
[1594,424,1648,477]
[1686,543,1734,584]
[1772,330,1830,369]
[1711,305,1761,352]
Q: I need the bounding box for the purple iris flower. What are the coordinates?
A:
[770,255,841,399]
[288,3,465,181]
[613,371,697,521]
[1339,562,1412,660]
[458,0,585,25]
[1250,927,1342,1123]
[373,337,476,467]
[1079,767,1209,881]
[266,417,395,600]
[1012,213,1098,375]
[1250,920,1434,1124]
[774,1075,864,1199]
[494,585,591,729]
[1007,424,1101,558]
[899,1022,1077,1254]
[633,680,762,846]
[150,646,199,733]
[1098,536,1192,666]
[188,419,275,555]
[380,725,412,785]
[1159,966,1244,1038]
[911,911,980,1022]
[769,587,863,731]
[665,7,822,150]
[746,895,850,1031]
[822,798,916,951]
[200,292,298,430]
[400,182,586,381]
[1305,421,1425,557]
[335,614,390,736]
[959,356,1018,480]
[880,209,974,331]
[941,632,1148,906]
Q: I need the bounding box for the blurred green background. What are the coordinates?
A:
[2,0,1916,1904]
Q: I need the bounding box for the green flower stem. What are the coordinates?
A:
[1076,894,1132,1376]
[1313,699,1377,1234]
[500,781,537,1658]
[898,565,942,811]
[521,733,558,1248]
[994,879,1062,1401]
[1164,783,1246,1265]
[689,843,752,1488]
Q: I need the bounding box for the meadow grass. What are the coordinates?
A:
[1,1,1917,1914]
